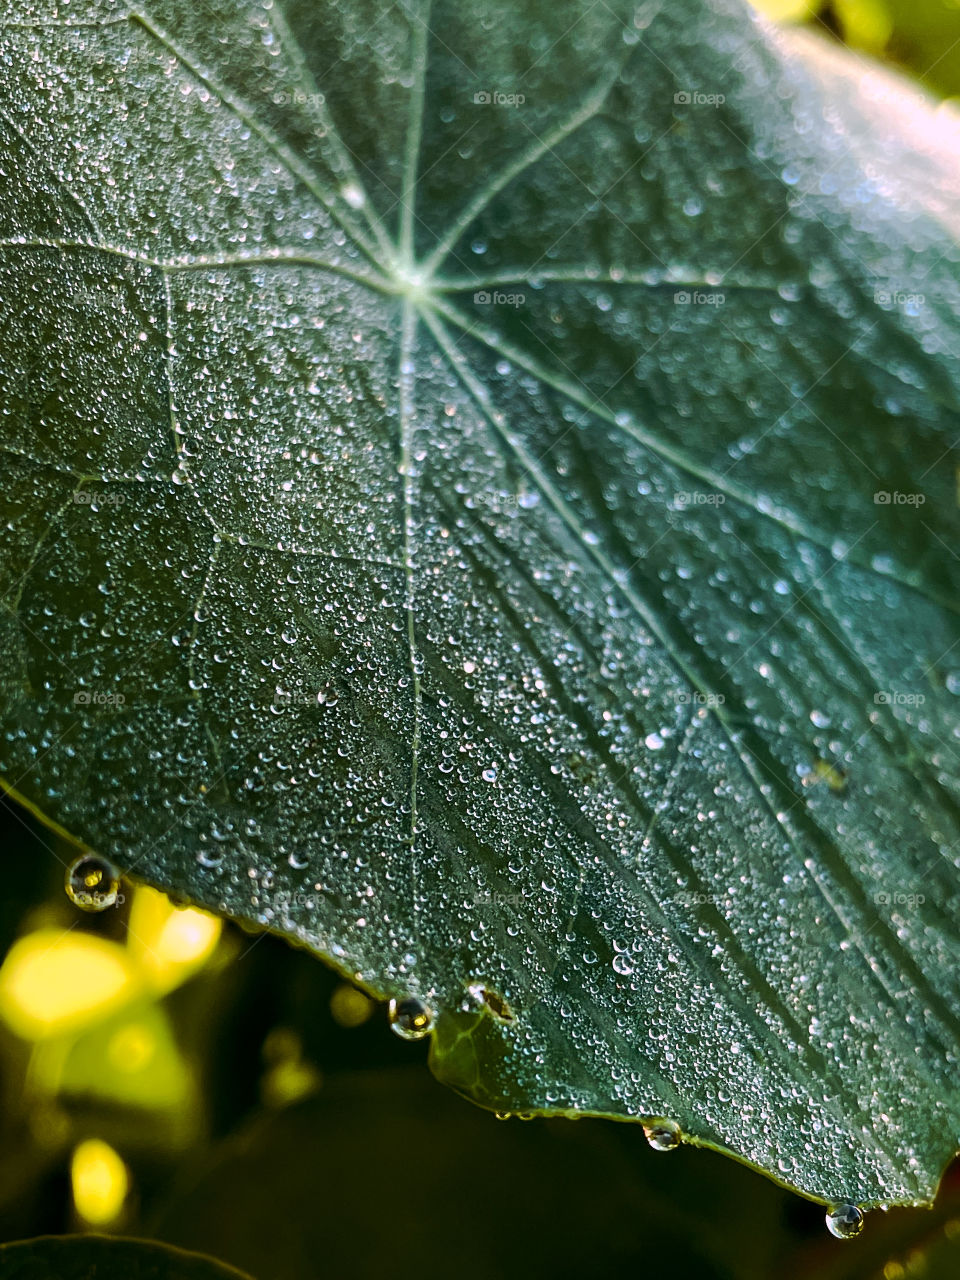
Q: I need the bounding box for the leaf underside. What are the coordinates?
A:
[0,1234,253,1279]
[1,0,959,1207]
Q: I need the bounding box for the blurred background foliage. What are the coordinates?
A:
[3,5,960,1278]
[3,778,960,1277]
[754,0,960,99]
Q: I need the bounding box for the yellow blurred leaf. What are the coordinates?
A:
[71,1138,129,1227]
[0,930,136,1041]
[55,1001,192,1112]
[749,0,818,21]
[834,0,894,51]
[329,983,374,1029]
[126,886,222,994]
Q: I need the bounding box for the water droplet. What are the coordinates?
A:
[825,1203,864,1239]
[388,995,434,1040]
[644,731,664,751]
[65,854,120,912]
[341,182,365,209]
[644,1119,681,1151]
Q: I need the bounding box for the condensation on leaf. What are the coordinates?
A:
[0,0,959,1210]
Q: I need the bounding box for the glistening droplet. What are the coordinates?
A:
[388,995,434,1040]
[65,855,120,913]
[644,1119,681,1152]
[825,1203,863,1239]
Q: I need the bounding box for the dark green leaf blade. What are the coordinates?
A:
[1,0,958,1209]
[0,1235,254,1280]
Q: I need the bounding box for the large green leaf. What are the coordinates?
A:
[0,1236,253,1280]
[1,0,958,1211]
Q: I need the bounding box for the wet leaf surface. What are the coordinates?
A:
[1,0,959,1207]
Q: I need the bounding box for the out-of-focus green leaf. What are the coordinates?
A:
[151,1068,800,1280]
[0,802,57,956]
[1,0,959,1210]
[52,1001,192,1115]
[0,1235,254,1280]
[789,1161,960,1278]
[883,0,960,97]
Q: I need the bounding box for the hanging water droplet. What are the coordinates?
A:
[644,1119,681,1151]
[65,854,120,912]
[388,995,434,1040]
[825,1203,863,1239]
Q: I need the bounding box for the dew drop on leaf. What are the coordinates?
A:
[825,1203,864,1239]
[388,996,434,1041]
[644,1120,681,1152]
[65,854,120,913]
